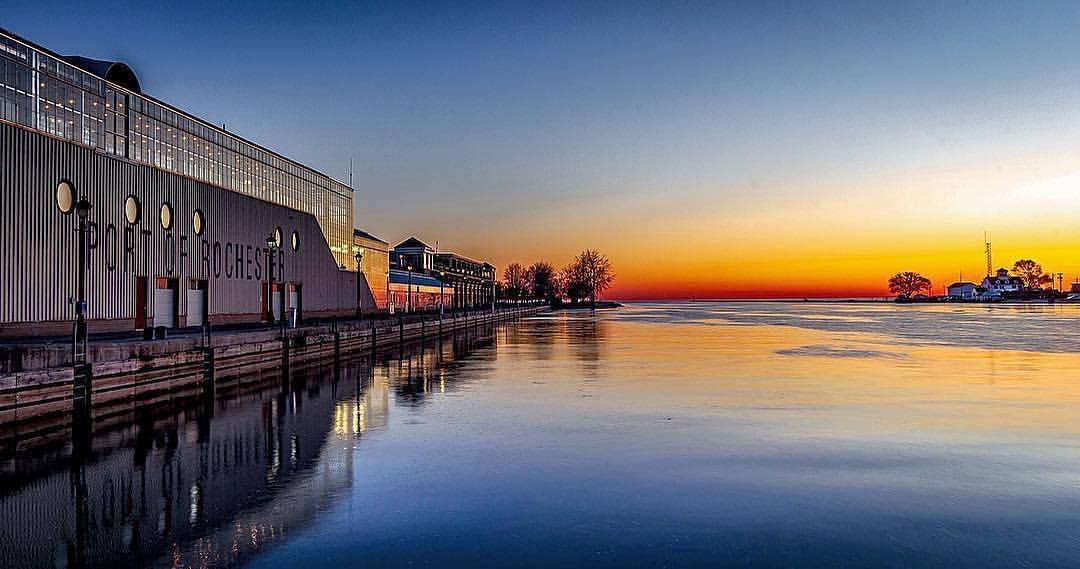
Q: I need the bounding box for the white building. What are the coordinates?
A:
[946,282,978,299]
[979,268,1023,298]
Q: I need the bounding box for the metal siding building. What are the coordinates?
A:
[353,229,390,311]
[0,29,357,334]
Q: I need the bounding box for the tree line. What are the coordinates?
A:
[501,249,614,307]
[889,258,1055,297]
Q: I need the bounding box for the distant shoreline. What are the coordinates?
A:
[615,298,1078,305]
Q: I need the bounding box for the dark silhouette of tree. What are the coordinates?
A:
[502,263,528,301]
[1012,259,1052,290]
[525,261,558,303]
[888,272,931,297]
[572,249,615,308]
[560,263,590,304]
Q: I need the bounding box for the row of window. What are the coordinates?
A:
[56,180,301,251]
[2,32,341,265]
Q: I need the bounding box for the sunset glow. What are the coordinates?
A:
[12,3,1080,299]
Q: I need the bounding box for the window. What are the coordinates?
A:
[56,180,74,214]
[2,30,354,265]
[193,209,204,236]
[273,227,283,248]
[104,89,127,158]
[124,195,140,224]
[160,202,173,230]
[291,230,300,251]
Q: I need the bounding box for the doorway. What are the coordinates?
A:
[135,277,148,330]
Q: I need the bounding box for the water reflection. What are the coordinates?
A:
[9,304,1080,567]
[0,325,499,569]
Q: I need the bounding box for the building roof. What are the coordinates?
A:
[353,228,387,244]
[389,269,446,288]
[947,282,977,288]
[0,27,352,193]
[61,56,142,93]
[435,251,484,265]
[394,237,431,250]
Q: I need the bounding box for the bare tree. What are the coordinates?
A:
[502,263,528,301]
[560,263,590,305]
[573,250,615,308]
[888,272,931,298]
[1012,259,1052,290]
[526,261,558,303]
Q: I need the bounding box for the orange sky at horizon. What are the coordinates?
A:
[412,146,1080,301]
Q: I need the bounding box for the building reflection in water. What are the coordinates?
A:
[0,323,501,569]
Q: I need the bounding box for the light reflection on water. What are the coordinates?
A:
[5,303,1080,567]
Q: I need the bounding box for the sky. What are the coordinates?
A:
[8,1,1080,298]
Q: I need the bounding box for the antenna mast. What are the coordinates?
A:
[984,232,992,277]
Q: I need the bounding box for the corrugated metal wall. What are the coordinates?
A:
[0,122,355,326]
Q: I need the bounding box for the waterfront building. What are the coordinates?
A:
[353,229,389,311]
[979,268,1023,299]
[388,269,453,312]
[433,253,497,311]
[389,237,496,310]
[946,281,978,299]
[391,237,437,273]
[0,29,357,335]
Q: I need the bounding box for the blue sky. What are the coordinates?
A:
[8,1,1080,296]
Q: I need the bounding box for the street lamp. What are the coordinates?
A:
[354,248,364,318]
[406,265,413,313]
[73,196,92,364]
[265,233,277,324]
[439,270,445,317]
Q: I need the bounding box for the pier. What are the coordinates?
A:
[0,306,545,439]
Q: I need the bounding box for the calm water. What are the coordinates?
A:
[5,302,1080,567]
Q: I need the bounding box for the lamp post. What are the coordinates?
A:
[406,265,413,313]
[439,270,445,317]
[265,234,277,324]
[73,197,92,365]
[354,249,364,318]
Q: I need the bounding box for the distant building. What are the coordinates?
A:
[980,268,1023,298]
[433,253,497,311]
[390,237,496,310]
[388,269,452,312]
[391,237,437,273]
[353,229,390,311]
[946,282,978,299]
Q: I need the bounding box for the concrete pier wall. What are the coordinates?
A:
[0,307,545,429]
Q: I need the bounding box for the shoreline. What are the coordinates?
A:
[615,298,1080,305]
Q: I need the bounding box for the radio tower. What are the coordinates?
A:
[984,232,993,277]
